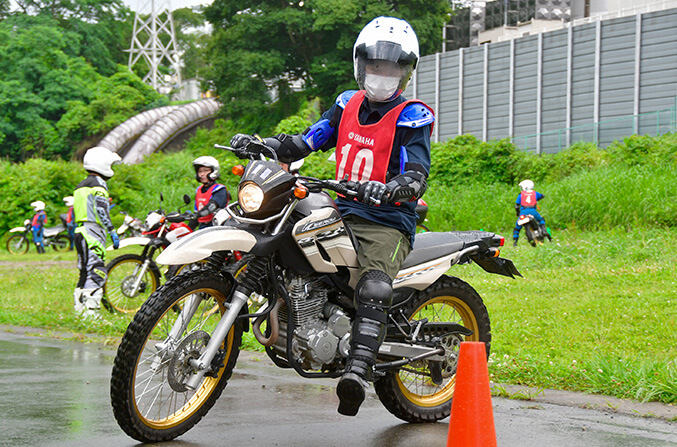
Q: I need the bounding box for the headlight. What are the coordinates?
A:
[239,182,264,212]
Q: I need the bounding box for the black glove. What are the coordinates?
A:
[357,181,389,205]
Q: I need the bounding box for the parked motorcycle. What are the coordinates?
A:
[6,219,69,254]
[110,142,521,442]
[103,195,196,314]
[517,213,552,247]
[116,211,145,239]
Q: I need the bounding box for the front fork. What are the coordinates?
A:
[129,247,157,296]
[184,287,249,389]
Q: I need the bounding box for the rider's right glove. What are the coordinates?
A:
[110,231,120,249]
[229,134,268,159]
[357,180,388,206]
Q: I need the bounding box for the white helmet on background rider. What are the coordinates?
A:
[519,179,534,192]
[353,16,420,102]
[192,156,221,181]
[63,196,74,207]
[83,146,122,179]
[31,200,46,212]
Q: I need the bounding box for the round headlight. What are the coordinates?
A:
[239,182,264,213]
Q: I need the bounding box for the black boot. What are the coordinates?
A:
[337,306,386,416]
[540,224,552,241]
[36,244,45,254]
[513,239,518,247]
[337,272,392,416]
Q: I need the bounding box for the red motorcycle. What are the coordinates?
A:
[103,195,241,313]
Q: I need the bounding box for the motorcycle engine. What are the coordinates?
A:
[272,276,352,370]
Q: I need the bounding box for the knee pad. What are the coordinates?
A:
[355,270,393,310]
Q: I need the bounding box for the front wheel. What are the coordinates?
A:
[374,276,491,423]
[110,269,242,442]
[6,234,29,254]
[104,254,162,313]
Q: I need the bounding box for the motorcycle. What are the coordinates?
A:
[104,195,244,314]
[6,219,69,254]
[116,211,145,239]
[517,213,552,247]
[103,195,198,314]
[110,142,521,442]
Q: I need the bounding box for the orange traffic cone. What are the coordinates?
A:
[446,341,497,447]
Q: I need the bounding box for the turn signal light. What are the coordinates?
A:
[294,186,309,199]
[232,165,245,176]
[493,249,500,258]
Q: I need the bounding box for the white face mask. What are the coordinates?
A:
[364,74,400,102]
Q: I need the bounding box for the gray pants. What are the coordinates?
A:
[74,223,107,290]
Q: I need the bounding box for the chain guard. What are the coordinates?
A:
[167,330,211,392]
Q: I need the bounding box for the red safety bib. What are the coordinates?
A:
[32,211,47,227]
[520,191,537,207]
[335,91,432,183]
[195,183,224,223]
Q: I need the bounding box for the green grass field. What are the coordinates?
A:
[1,227,675,404]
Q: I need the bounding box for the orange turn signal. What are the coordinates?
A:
[232,165,245,176]
[493,248,500,258]
[294,186,309,199]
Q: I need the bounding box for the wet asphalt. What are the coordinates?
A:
[0,329,675,447]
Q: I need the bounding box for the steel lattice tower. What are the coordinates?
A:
[127,0,182,94]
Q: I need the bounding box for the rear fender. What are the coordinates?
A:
[157,227,257,265]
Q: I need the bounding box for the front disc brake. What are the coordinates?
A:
[167,330,211,392]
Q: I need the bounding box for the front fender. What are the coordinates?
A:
[106,236,152,251]
[9,227,26,233]
[156,227,257,265]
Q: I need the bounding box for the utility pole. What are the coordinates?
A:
[127,0,182,95]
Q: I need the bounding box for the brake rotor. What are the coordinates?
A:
[167,331,211,392]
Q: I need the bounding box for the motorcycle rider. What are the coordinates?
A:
[229,16,434,416]
[193,156,230,229]
[30,200,48,254]
[513,179,551,246]
[63,196,75,250]
[73,147,121,318]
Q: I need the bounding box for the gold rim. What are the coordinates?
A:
[396,295,479,407]
[107,259,159,313]
[132,287,234,428]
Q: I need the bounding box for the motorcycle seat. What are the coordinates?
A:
[401,232,465,269]
[43,225,66,237]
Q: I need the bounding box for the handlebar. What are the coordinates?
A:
[166,211,195,223]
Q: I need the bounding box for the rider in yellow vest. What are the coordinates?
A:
[73,147,121,318]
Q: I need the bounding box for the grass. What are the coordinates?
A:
[0,227,675,404]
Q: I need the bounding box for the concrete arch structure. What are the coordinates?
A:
[97,99,221,164]
[98,105,180,154]
[122,99,221,164]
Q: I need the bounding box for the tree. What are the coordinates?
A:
[172,6,210,81]
[0,13,166,161]
[203,0,450,131]
[12,0,133,75]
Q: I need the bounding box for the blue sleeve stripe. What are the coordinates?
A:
[399,146,409,174]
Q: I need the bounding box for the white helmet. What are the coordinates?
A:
[31,200,45,212]
[519,179,534,192]
[353,16,420,102]
[193,156,220,181]
[63,196,74,207]
[83,146,122,179]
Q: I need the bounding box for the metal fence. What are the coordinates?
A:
[406,7,677,154]
[513,99,677,153]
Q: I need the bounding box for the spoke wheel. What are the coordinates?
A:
[50,235,70,252]
[374,276,491,423]
[6,234,29,254]
[111,269,242,442]
[104,254,161,313]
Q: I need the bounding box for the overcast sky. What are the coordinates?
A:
[121,0,212,13]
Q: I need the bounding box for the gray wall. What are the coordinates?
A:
[407,8,677,153]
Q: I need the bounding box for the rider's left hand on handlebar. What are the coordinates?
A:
[229,133,254,149]
[110,231,120,249]
[357,180,389,206]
